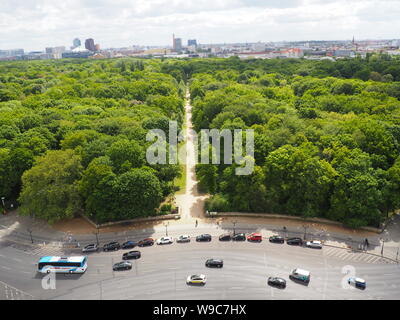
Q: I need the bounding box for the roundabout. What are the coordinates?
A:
[0,228,399,300]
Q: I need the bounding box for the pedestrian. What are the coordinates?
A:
[365,238,369,248]
[195,220,198,228]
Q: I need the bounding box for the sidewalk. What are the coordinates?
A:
[1,211,399,262]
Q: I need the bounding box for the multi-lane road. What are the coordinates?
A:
[0,232,399,300]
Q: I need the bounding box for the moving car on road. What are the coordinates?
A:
[138,238,154,247]
[219,234,232,241]
[269,236,284,244]
[247,233,262,242]
[306,240,322,249]
[122,251,141,260]
[103,242,121,252]
[176,235,191,243]
[186,274,206,285]
[205,259,223,268]
[122,241,137,249]
[348,277,366,290]
[289,268,310,284]
[232,233,246,241]
[156,236,174,245]
[113,261,132,271]
[196,234,212,242]
[286,238,303,246]
[267,277,286,289]
[82,244,98,253]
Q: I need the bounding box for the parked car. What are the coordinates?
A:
[289,268,310,284]
[103,241,121,252]
[138,238,154,247]
[122,251,141,260]
[112,261,132,271]
[306,240,323,249]
[176,235,191,243]
[186,274,206,285]
[196,234,212,242]
[156,236,174,245]
[122,241,137,249]
[219,234,232,241]
[247,233,262,242]
[348,277,366,290]
[205,259,223,268]
[267,277,286,289]
[286,238,303,246]
[82,243,98,253]
[269,236,284,244]
[232,233,246,241]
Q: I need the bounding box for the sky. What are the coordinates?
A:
[1,0,400,51]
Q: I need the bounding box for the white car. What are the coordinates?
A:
[306,240,323,249]
[156,236,174,245]
[177,235,191,243]
[186,274,206,285]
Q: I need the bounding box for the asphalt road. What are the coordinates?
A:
[0,235,399,300]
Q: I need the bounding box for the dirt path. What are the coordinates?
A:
[174,89,209,222]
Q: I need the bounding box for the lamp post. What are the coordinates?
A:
[1,197,5,214]
[94,226,99,246]
[233,220,237,236]
[164,222,169,237]
[303,225,308,241]
[27,228,33,244]
[381,238,385,256]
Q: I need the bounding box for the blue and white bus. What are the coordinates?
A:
[37,256,88,274]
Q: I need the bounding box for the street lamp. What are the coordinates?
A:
[303,225,308,241]
[233,220,237,236]
[1,197,5,214]
[381,238,386,256]
[164,222,169,237]
[27,228,33,244]
[94,226,99,246]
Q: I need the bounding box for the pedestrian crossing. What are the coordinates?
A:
[323,246,395,264]
[0,281,33,300]
[10,242,74,257]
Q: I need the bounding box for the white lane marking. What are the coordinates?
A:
[1,266,11,270]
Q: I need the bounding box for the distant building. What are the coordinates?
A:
[95,44,100,51]
[45,46,66,59]
[73,38,81,48]
[85,38,96,51]
[0,49,24,57]
[173,35,182,52]
[188,39,197,47]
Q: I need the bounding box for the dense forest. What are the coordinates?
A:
[167,55,400,229]
[1,55,400,227]
[0,59,185,223]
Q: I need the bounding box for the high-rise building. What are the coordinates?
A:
[188,39,197,47]
[173,35,182,52]
[95,44,100,51]
[73,38,81,48]
[85,38,96,51]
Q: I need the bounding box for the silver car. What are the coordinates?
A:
[82,243,98,253]
[306,240,322,249]
[177,235,191,243]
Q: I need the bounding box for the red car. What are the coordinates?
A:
[247,233,262,242]
[138,238,154,247]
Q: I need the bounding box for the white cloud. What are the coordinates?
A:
[0,0,398,51]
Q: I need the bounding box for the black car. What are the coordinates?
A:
[286,238,303,246]
[269,236,285,244]
[219,234,231,241]
[267,277,286,289]
[112,261,132,271]
[196,234,212,242]
[122,250,141,260]
[138,238,154,247]
[122,241,137,249]
[205,259,223,268]
[232,233,246,241]
[103,241,121,251]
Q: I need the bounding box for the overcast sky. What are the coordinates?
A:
[1,0,399,51]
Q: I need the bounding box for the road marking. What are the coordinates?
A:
[1,266,11,270]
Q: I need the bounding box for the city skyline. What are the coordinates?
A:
[1,0,400,52]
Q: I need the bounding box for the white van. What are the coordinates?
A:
[290,268,310,284]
